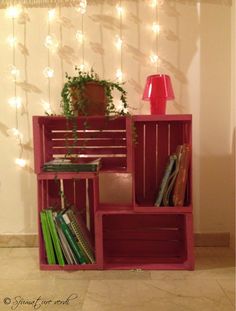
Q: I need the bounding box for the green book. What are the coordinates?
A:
[40,211,56,265]
[56,213,87,264]
[45,209,65,266]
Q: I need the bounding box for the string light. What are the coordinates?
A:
[44,34,59,52]
[150,0,158,7]
[75,30,84,43]
[8,96,22,108]
[116,69,123,82]
[7,35,17,47]
[48,9,56,22]
[7,128,23,141]
[150,53,159,64]
[43,67,54,78]
[115,35,123,49]
[152,22,160,33]
[75,0,87,14]
[15,158,26,168]
[6,5,22,19]
[116,4,124,16]
[9,65,20,79]
[41,100,53,115]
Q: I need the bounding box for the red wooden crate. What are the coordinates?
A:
[37,174,100,270]
[33,116,133,174]
[101,212,194,270]
[133,115,192,208]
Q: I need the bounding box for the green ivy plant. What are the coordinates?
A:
[61,67,128,117]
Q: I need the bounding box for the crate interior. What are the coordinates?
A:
[134,120,191,206]
[41,116,128,172]
[39,177,96,265]
[103,214,187,265]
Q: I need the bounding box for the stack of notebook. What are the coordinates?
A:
[43,158,101,172]
[40,208,95,265]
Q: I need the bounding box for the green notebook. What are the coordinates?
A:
[45,209,65,266]
[56,213,87,264]
[40,210,56,265]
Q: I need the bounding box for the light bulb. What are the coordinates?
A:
[44,35,58,52]
[8,128,23,140]
[115,35,123,49]
[15,158,26,167]
[8,97,22,108]
[116,69,123,82]
[116,4,124,16]
[43,67,54,78]
[150,0,164,7]
[48,9,56,22]
[9,65,20,79]
[152,22,160,33]
[7,35,17,48]
[75,0,87,14]
[150,53,159,64]
[6,5,22,19]
[76,30,84,43]
[78,63,86,71]
[41,100,52,115]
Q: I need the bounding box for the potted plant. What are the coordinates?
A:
[61,67,128,117]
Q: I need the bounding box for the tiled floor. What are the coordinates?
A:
[0,247,234,311]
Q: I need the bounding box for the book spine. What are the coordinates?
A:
[45,210,65,266]
[154,155,176,207]
[56,214,87,264]
[173,144,191,206]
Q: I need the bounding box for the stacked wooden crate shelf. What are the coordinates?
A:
[33,114,194,270]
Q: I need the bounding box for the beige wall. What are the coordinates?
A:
[0,1,234,246]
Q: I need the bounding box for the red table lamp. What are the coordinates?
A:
[142,74,175,114]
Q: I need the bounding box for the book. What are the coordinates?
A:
[154,154,177,207]
[54,217,79,265]
[172,144,191,206]
[45,209,65,266]
[40,210,56,265]
[65,209,95,264]
[56,213,87,264]
[162,145,183,206]
[43,158,101,172]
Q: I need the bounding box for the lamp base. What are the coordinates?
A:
[150,98,167,115]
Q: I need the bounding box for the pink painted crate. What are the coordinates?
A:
[33,115,194,271]
[132,115,192,209]
[33,116,133,174]
[37,173,101,270]
[100,212,194,270]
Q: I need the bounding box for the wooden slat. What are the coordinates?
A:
[134,122,145,204]
[103,214,184,230]
[51,147,127,155]
[104,228,182,241]
[50,131,126,139]
[52,138,127,147]
[145,122,158,204]
[104,240,183,257]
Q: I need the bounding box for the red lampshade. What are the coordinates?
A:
[142,74,175,114]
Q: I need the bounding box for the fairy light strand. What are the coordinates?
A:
[116,0,123,82]
[7,5,25,166]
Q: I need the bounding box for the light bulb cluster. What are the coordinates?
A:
[4,0,166,167]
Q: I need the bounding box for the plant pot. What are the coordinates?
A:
[70,82,106,116]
